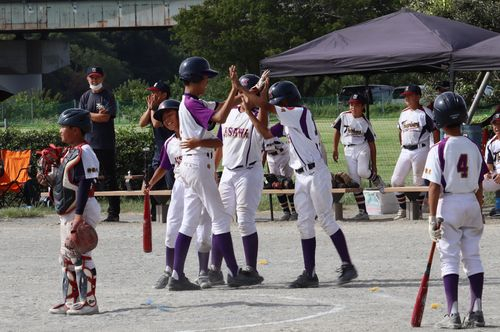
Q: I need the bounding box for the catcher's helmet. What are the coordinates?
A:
[179,56,218,82]
[58,108,92,133]
[239,74,260,91]
[153,99,181,122]
[268,81,302,106]
[433,92,467,128]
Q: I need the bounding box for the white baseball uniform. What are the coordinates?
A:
[217,106,264,237]
[333,111,376,184]
[273,105,340,239]
[391,106,435,187]
[158,134,211,252]
[422,136,487,276]
[267,124,293,179]
[482,136,500,192]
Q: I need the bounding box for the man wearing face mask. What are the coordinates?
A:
[79,66,120,222]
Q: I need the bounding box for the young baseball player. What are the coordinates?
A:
[48,108,100,315]
[240,80,358,287]
[209,74,267,284]
[482,114,500,196]
[332,93,385,220]
[423,92,487,329]
[391,84,439,220]
[145,100,217,290]
[169,56,261,290]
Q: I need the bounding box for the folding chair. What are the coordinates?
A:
[0,149,39,208]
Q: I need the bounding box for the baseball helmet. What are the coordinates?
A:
[268,81,302,106]
[58,108,92,133]
[153,99,181,122]
[433,92,467,128]
[239,74,260,91]
[179,56,218,82]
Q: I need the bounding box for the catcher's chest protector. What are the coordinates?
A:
[54,146,82,215]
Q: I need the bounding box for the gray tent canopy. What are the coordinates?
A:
[453,35,500,71]
[260,8,498,77]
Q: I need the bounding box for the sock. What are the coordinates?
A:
[166,246,174,272]
[417,193,425,209]
[172,233,192,279]
[354,192,366,212]
[496,196,500,211]
[396,193,406,210]
[198,251,210,274]
[468,273,484,312]
[330,229,352,264]
[443,274,459,315]
[277,194,290,213]
[210,236,223,270]
[287,195,296,213]
[242,232,258,269]
[212,232,238,277]
[301,237,316,277]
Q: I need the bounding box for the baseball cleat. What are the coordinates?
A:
[289,270,319,288]
[48,303,71,314]
[227,268,263,287]
[66,301,99,315]
[289,212,298,221]
[208,268,225,286]
[336,263,358,285]
[195,271,212,289]
[241,266,264,284]
[152,271,171,289]
[168,275,201,291]
[434,313,462,329]
[349,210,369,221]
[279,212,291,221]
[372,175,385,193]
[393,208,406,220]
[463,310,485,328]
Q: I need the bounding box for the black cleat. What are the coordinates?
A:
[336,263,358,285]
[208,268,225,286]
[102,215,120,222]
[227,268,263,287]
[289,270,319,288]
[167,275,201,291]
[463,310,485,328]
[241,266,264,284]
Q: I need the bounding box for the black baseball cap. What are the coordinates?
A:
[401,84,421,96]
[348,94,367,105]
[147,81,170,94]
[86,66,104,77]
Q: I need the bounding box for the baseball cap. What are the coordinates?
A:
[147,81,170,94]
[348,94,367,105]
[491,113,500,124]
[401,84,421,96]
[86,66,104,78]
[434,81,450,91]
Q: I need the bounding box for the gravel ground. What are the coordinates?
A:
[1,206,499,332]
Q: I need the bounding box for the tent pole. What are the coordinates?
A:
[449,66,455,92]
[364,75,370,120]
[466,71,491,124]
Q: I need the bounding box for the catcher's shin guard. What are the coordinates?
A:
[49,258,79,314]
[68,256,98,315]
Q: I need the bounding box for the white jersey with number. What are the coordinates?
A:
[219,106,264,169]
[485,136,500,173]
[333,111,376,146]
[398,106,434,146]
[423,136,485,194]
[273,105,323,170]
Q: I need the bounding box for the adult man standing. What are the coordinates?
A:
[79,66,120,222]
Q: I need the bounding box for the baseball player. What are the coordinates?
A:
[240,80,358,288]
[210,74,266,284]
[264,125,298,221]
[482,114,500,195]
[145,100,217,290]
[169,56,261,290]
[332,93,385,220]
[48,109,100,315]
[423,92,487,329]
[391,84,439,220]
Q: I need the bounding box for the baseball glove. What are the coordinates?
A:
[64,219,98,255]
[331,172,360,188]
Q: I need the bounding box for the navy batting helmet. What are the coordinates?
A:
[58,108,92,133]
[239,74,260,91]
[153,99,180,122]
[268,81,302,106]
[433,92,467,128]
[179,56,218,82]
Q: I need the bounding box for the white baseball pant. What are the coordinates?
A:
[268,153,293,178]
[344,143,371,184]
[391,147,429,186]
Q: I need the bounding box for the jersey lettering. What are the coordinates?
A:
[457,154,469,178]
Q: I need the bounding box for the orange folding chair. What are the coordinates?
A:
[0,149,36,208]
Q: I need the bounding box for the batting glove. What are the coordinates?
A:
[428,216,442,242]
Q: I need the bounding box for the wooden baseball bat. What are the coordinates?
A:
[143,190,152,253]
[410,240,437,327]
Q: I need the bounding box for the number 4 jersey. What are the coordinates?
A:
[423,136,488,194]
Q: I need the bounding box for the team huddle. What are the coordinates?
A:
[43,56,490,328]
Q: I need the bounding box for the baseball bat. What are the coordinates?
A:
[410,240,437,327]
[143,190,152,253]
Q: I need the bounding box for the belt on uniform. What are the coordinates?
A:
[186,152,213,158]
[344,144,358,147]
[231,160,257,170]
[268,148,284,156]
[295,162,315,174]
[402,143,426,151]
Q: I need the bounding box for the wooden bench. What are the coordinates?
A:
[382,186,429,220]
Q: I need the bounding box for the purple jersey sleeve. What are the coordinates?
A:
[270,123,284,137]
[184,95,216,129]
[158,142,173,171]
[479,160,489,186]
[217,126,223,140]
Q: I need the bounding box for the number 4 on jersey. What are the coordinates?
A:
[457,154,468,178]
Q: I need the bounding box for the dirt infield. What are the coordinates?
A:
[1,209,499,331]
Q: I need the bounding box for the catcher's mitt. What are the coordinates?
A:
[331,172,360,188]
[64,219,98,255]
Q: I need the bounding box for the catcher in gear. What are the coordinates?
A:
[44,108,101,315]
